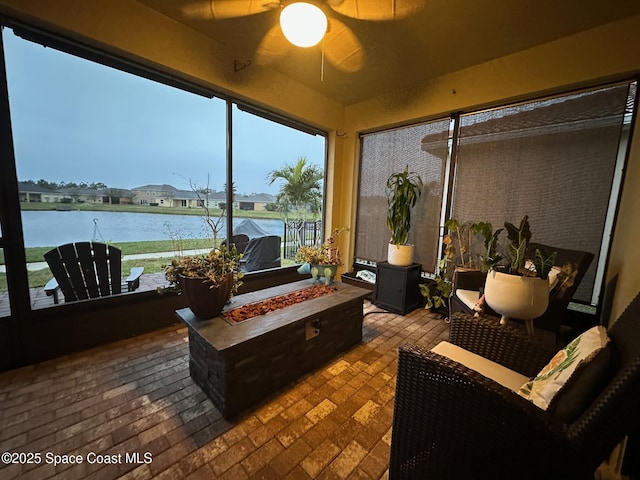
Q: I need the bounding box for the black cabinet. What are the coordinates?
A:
[374,262,422,315]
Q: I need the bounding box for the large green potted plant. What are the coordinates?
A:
[386,165,423,266]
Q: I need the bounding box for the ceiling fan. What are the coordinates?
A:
[181,0,425,73]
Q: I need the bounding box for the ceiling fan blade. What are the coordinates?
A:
[255,24,292,66]
[324,19,364,72]
[183,0,278,20]
[327,0,424,20]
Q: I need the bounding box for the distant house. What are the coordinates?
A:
[101,188,134,205]
[170,189,228,209]
[55,187,134,205]
[236,193,276,211]
[18,182,274,210]
[59,187,103,204]
[170,189,201,208]
[132,184,230,209]
[173,191,277,211]
[131,184,179,207]
[133,185,243,210]
[18,182,66,203]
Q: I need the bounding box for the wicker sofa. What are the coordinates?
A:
[389,293,640,479]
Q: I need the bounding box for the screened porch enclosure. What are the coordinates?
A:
[355,81,637,310]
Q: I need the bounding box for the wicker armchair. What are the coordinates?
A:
[390,293,640,480]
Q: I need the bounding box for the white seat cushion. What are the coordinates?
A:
[455,289,480,310]
[431,341,529,393]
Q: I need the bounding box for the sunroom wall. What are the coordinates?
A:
[337,14,640,325]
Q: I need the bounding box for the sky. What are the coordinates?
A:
[3,28,326,196]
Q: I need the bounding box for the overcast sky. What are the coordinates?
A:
[3,28,325,195]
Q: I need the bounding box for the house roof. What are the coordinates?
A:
[131,184,179,192]
[59,187,106,196]
[237,193,276,203]
[18,182,60,194]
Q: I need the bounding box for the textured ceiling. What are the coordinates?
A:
[136,0,640,106]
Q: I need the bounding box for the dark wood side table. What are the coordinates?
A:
[374,261,422,315]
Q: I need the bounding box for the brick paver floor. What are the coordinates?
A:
[0,300,449,479]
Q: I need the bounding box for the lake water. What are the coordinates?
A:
[21,210,285,248]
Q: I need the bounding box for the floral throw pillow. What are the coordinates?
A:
[518,325,610,411]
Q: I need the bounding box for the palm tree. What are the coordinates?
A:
[267,157,323,221]
[268,157,323,250]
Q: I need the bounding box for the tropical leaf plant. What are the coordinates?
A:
[386,165,423,246]
[533,248,558,280]
[504,215,532,274]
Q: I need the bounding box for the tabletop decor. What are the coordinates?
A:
[295,226,347,285]
[224,284,337,323]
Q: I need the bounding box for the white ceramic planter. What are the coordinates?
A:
[484,270,549,334]
[387,243,414,266]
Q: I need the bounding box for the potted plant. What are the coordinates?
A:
[386,165,423,266]
[158,175,245,319]
[483,215,557,333]
[162,244,244,319]
[419,242,454,316]
[442,218,504,272]
[295,227,347,285]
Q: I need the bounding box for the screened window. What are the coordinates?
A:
[1,25,326,311]
[231,104,326,270]
[355,81,636,309]
[452,83,635,304]
[356,119,450,272]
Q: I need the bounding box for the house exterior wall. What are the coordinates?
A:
[19,192,66,203]
[131,189,175,207]
[77,194,103,204]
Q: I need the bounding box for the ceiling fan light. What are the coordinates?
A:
[280,2,327,48]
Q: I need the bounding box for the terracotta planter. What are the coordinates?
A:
[484,270,549,334]
[179,273,233,319]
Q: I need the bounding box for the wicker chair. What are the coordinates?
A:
[390,293,640,480]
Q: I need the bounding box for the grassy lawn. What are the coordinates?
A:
[0,238,215,264]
